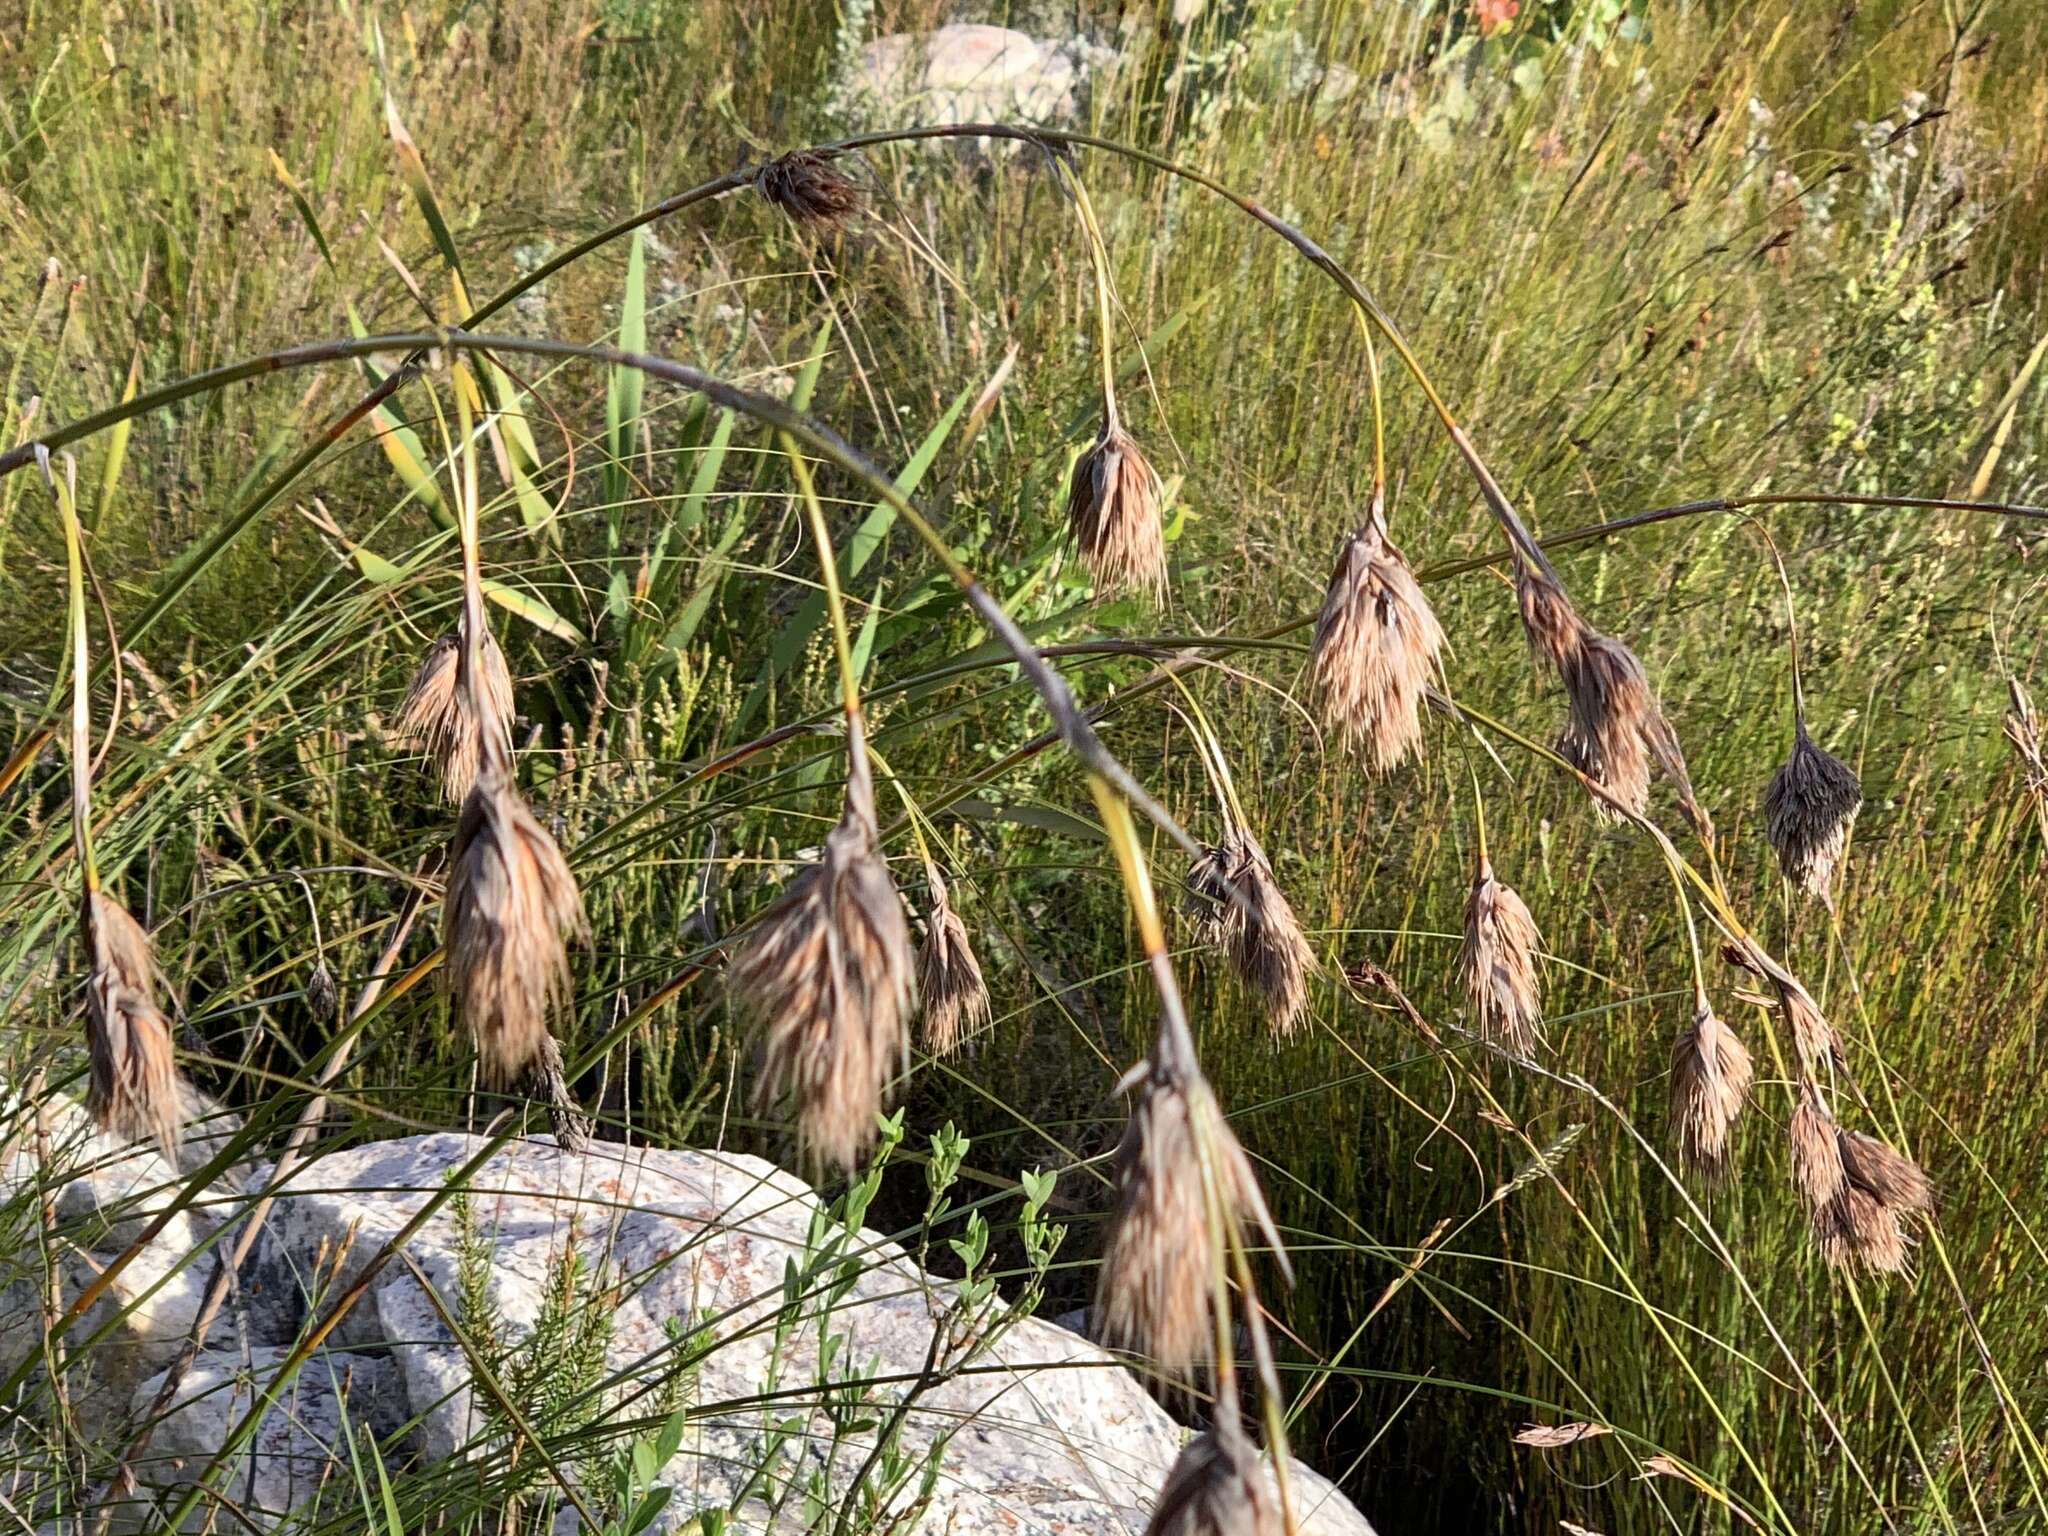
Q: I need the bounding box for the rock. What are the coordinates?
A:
[840,24,1086,128]
[0,1096,220,1409]
[128,1346,407,1530]
[261,1132,1375,1535]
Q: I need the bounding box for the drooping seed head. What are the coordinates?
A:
[917,863,990,1059]
[1458,857,1544,1055]
[446,775,586,1089]
[306,958,338,1023]
[400,627,514,803]
[1067,419,1166,598]
[1839,1128,1935,1216]
[734,768,913,1173]
[1310,517,1445,772]
[1143,1410,1280,1536]
[1217,834,1316,1039]
[1762,724,1862,900]
[1793,1088,1935,1273]
[526,1030,592,1155]
[1097,1055,1275,1378]
[1559,629,1656,818]
[82,891,185,1162]
[1667,992,1753,1179]
[1183,834,1242,951]
[1788,1085,1849,1228]
[754,150,864,226]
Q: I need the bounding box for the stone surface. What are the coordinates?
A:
[842,24,1085,127]
[0,1096,220,1408]
[261,1132,1374,1535]
[127,1347,408,1529]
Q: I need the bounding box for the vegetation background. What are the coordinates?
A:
[2,0,2045,1532]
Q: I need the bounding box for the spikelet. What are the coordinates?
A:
[2006,678,2047,807]
[1515,562,1583,668]
[754,149,863,226]
[1144,1411,1280,1536]
[1217,835,1316,1039]
[1067,417,1166,598]
[1667,992,1753,1178]
[1762,724,1862,900]
[82,891,185,1161]
[1309,513,1445,772]
[1788,1084,1849,1229]
[1458,856,1543,1055]
[527,1031,593,1155]
[445,772,586,1088]
[1098,1054,1278,1377]
[401,627,514,802]
[917,863,990,1059]
[733,746,913,1172]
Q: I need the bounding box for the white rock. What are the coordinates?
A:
[128,1346,408,1530]
[843,24,1082,127]
[264,1133,1375,1535]
[0,1097,219,1408]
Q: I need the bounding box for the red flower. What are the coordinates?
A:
[1474,0,1520,36]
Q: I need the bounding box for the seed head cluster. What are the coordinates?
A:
[754,149,863,226]
[1762,724,1862,900]
[1309,515,1445,772]
[1668,993,1753,1178]
[1458,857,1544,1055]
[82,890,185,1162]
[1790,1086,1934,1273]
[401,627,514,803]
[917,863,990,1059]
[445,773,586,1089]
[1067,418,1166,598]
[732,753,913,1172]
[1144,1410,1280,1536]
[1187,833,1315,1038]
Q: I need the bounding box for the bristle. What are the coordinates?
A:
[400,627,514,802]
[1144,1411,1280,1536]
[1668,994,1752,1178]
[1097,1057,1270,1377]
[733,778,913,1172]
[1762,724,1862,900]
[1458,858,1544,1055]
[917,864,990,1058]
[445,776,586,1089]
[1309,517,1445,772]
[1184,835,1242,951]
[82,891,185,1162]
[754,149,864,226]
[1067,420,1166,598]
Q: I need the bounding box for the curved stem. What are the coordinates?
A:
[45,453,99,892]
[1743,513,1808,732]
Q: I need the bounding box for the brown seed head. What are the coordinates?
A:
[754,149,863,226]
[1762,724,1862,899]
[1788,1085,1848,1224]
[917,864,990,1059]
[1775,972,1844,1074]
[82,891,185,1161]
[2005,678,2047,805]
[1458,858,1544,1055]
[446,775,586,1089]
[1310,517,1445,772]
[1098,1057,1270,1377]
[1839,1129,1934,1215]
[1067,419,1166,598]
[525,1031,592,1155]
[401,628,514,803]
[1217,834,1316,1039]
[1667,993,1753,1178]
[734,766,913,1172]
[1143,1411,1280,1536]
[1559,630,1656,818]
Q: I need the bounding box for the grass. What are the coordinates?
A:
[3,0,2048,1532]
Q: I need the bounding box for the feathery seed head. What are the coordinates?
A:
[1310,516,1445,772]
[1217,834,1316,1039]
[1143,1411,1280,1536]
[446,774,586,1089]
[82,891,185,1161]
[734,759,913,1172]
[1098,1055,1271,1377]
[1067,419,1166,598]
[1762,724,1862,899]
[1789,1085,1848,1223]
[1458,857,1544,1055]
[401,627,514,803]
[1789,1086,1931,1272]
[1184,834,1242,951]
[754,150,863,226]
[917,863,990,1059]
[1668,992,1753,1178]
[1559,629,1656,818]
[1516,564,1584,668]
